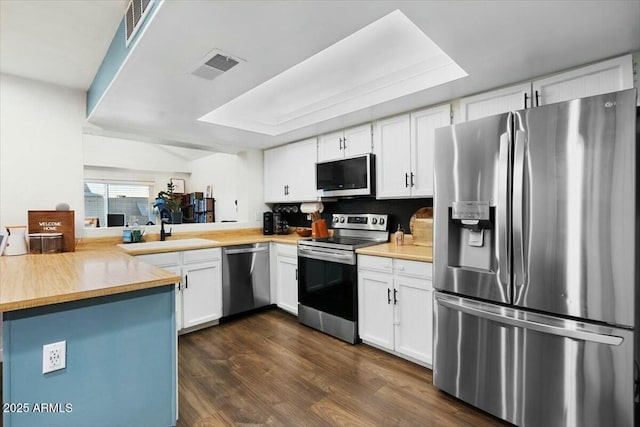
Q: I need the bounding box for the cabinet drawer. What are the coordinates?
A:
[358,255,393,272]
[136,251,180,267]
[182,248,221,264]
[394,259,432,279]
[276,243,297,258]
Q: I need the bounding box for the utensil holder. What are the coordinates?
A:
[312,219,329,238]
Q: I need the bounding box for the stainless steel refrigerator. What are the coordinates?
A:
[433,88,638,427]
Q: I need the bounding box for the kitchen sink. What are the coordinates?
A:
[117,238,219,252]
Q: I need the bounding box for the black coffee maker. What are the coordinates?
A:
[263,211,274,235]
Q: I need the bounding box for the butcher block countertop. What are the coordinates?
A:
[356,235,433,263]
[0,228,304,312]
[1,228,431,313]
[0,249,181,312]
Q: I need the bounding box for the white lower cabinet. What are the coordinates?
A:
[136,247,222,334]
[358,255,433,367]
[272,243,298,315]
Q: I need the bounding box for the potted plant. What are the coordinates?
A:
[157,182,183,224]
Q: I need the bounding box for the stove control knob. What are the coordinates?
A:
[371,218,378,225]
[332,216,339,224]
[379,217,385,226]
[340,217,346,223]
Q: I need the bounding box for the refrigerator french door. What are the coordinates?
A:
[433,88,638,427]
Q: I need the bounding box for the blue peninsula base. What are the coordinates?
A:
[2,285,176,427]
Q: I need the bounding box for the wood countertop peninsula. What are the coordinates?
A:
[0,249,181,312]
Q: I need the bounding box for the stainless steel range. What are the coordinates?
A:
[297,213,389,344]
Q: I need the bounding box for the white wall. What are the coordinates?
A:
[189,152,238,222]
[0,74,86,362]
[236,149,267,224]
[0,73,85,232]
[83,135,191,173]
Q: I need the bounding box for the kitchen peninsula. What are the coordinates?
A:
[0,227,433,427]
[1,250,180,427]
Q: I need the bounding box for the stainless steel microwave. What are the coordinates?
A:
[316,153,375,197]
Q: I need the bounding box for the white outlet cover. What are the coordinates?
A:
[42,340,66,374]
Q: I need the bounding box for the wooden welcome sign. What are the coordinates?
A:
[28,210,76,252]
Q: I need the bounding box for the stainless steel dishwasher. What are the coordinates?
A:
[221,243,271,317]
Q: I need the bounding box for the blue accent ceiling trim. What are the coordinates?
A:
[86,0,162,117]
[2,285,176,427]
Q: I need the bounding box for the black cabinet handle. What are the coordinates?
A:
[342,136,347,150]
[393,289,398,305]
[535,90,540,107]
[339,137,343,150]
[295,268,298,281]
[185,275,188,289]
[405,173,409,188]
[387,288,391,304]
[524,92,529,109]
[410,172,415,187]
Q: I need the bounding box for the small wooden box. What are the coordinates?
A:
[28,210,75,252]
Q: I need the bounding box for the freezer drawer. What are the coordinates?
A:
[433,293,636,427]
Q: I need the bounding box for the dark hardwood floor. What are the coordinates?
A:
[0,309,511,426]
[177,309,511,427]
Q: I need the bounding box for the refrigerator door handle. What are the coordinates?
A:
[435,293,624,346]
[513,129,527,292]
[497,131,511,289]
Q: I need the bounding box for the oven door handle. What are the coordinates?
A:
[297,247,356,265]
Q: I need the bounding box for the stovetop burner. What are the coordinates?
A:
[298,213,389,252]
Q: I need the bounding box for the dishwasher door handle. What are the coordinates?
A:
[224,247,269,255]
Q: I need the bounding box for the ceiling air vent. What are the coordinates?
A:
[190,49,244,81]
[125,0,153,46]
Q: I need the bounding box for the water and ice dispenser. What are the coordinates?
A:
[448,201,496,272]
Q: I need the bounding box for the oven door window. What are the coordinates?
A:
[298,256,357,321]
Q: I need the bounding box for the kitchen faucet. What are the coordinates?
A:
[160,220,172,241]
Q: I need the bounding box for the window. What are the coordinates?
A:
[84,180,155,227]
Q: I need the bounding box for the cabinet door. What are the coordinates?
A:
[533,54,633,107]
[318,130,345,162]
[343,124,372,158]
[393,274,433,365]
[373,114,411,199]
[410,105,451,198]
[264,145,289,203]
[276,254,298,315]
[163,265,183,332]
[182,261,222,329]
[287,138,318,201]
[358,269,394,351]
[459,83,530,122]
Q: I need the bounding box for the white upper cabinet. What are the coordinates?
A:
[459,83,531,122]
[532,54,633,107]
[374,105,450,199]
[459,55,633,122]
[264,145,288,203]
[264,138,318,203]
[409,105,451,198]
[317,124,372,162]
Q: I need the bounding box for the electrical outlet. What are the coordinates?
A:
[42,340,66,374]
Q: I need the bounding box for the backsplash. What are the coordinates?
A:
[273,197,433,235]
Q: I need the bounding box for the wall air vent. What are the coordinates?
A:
[125,0,153,46]
[190,49,244,81]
